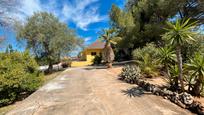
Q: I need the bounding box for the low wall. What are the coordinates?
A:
[71,61,92,67]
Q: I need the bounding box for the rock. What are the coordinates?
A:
[152,87,160,94]
[144,82,151,92]
[149,85,156,92]
[177,100,186,108]
[161,88,173,96]
[189,101,204,115]
[163,96,168,99]
[170,92,180,103]
[138,80,145,87]
[179,92,193,105]
[136,79,142,84]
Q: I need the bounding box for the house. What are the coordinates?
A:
[71,40,105,67]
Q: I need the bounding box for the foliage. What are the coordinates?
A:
[99,29,121,68]
[0,51,43,106]
[132,43,160,77]
[185,53,204,96]
[110,0,204,59]
[61,58,72,68]
[162,18,198,91]
[162,19,197,46]
[182,35,204,61]
[92,55,102,65]
[169,65,179,90]
[110,0,178,57]
[5,44,15,53]
[16,12,82,72]
[158,46,176,67]
[119,65,141,84]
[158,46,176,78]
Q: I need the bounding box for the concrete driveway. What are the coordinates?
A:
[7,67,193,115]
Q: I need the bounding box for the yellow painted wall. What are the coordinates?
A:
[71,49,103,67]
[71,61,92,67]
[85,49,102,62]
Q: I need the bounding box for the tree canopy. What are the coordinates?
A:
[16,12,82,70]
[109,0,204,57]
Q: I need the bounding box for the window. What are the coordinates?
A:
[91,52,97,56]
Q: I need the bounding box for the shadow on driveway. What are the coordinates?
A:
[121,86,151,98]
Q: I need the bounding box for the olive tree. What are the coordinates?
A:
[16,12,80,72]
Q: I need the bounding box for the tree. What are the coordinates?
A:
[162,18,197,91]
[5,44,14,53]
[185,53,204,96]
[16,12,80,72]
[177,0,204,24]
[99,29,120,68]
[110,0,204,59]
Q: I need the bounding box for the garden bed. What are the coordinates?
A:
[117,65,204,115]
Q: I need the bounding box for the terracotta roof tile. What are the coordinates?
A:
[86,40,105,49]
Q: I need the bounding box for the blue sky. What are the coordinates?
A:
[0,0,125,54]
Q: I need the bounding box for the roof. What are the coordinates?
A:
[86,40,105,49]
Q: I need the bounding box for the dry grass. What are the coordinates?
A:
[44,71,63,84]
[0,104,15,115]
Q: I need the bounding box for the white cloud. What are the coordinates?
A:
[12,0,107,31]
[61,0,107,30]
[20,0,42,16]
[13,0,42,22]
[84,37,92,42]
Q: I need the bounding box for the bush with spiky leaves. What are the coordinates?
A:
[119,65,141,84]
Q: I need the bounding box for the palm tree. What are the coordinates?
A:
[99,29,120,68]
[162,18,197,91]
[185,53,204,96]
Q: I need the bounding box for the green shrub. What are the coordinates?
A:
[92,55,102,65]
[119,65,141,84]
[132,43,160,77]
[0,51,43,106]
[168,65,179,90]
[182,35,204,62]
[185,53,204,96]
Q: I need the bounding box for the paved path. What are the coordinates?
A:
[7,67,193,115]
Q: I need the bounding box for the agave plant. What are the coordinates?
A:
[119,65,141,84]
[185,53,204,96]
[162,18,198,91]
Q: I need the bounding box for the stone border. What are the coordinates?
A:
[135,79,204,115]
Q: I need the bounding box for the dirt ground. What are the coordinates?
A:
[108,66,204,107]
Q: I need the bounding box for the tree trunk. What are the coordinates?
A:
[102,43,115,68]
[107,62,113,68]
[176,45,185,91]
[193,75,203,96]
[48,62,53,73]
[165,64,169,78]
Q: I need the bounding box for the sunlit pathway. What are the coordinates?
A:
[7,67,193,115]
